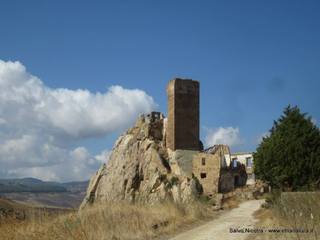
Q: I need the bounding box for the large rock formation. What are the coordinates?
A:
[80,112,202,209]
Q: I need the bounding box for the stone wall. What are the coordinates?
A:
[219,164,248,193]
[219,170,234,193]
[166,78,199,151]
[192,152,221,196]
[192,145,249,195]
[169,149,199,177]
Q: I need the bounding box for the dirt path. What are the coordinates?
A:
[169,199,264,240]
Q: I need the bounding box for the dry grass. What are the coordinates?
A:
[0,201,213,240]
[249,192,320,240]
[221,196,240,209]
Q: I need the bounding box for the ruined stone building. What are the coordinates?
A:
[231,152,255,185]
[192,145,248,195]
[192,145,232,196]
[165,78,250,196]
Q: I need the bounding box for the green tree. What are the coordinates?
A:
[254,105,320,190]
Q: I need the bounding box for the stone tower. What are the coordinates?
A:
[166,78,200,151]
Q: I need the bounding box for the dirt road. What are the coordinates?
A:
[169,199,264,240]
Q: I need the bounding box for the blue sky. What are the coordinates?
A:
[0,1,319,181]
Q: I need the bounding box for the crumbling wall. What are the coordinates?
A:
[169,149,198,177]
[219,163,248,193]
[192,145,249,195]
[192,152,221,196]
[219,170,234,193]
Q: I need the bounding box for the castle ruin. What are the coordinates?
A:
[166,78,251,196]
[166,79,200,151]
[80,78,256,209]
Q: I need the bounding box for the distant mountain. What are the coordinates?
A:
[0,178,89,193]
[61,181,89,193]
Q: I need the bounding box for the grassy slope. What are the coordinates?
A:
[249,192,320,240]
[0,201,214,240]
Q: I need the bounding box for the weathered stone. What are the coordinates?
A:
[193,151,222,195]
[219,170,235,193]
[169,149,198,177]
[166,79,200,151]
[80,113,201,210]
[193,144,249,196]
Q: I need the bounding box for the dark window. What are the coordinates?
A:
[201,158,205,165]
[200,173,206,179]
[234,175,240,186]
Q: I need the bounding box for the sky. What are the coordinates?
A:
[0,1,319,181]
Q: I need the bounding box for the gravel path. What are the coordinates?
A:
[169,200,264,240]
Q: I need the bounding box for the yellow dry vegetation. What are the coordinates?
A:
[0,201,213,240]
[249,192,320,240]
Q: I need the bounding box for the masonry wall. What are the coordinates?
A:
[169,149,198,177]
[166,78,199,151]
[193,152,221,196]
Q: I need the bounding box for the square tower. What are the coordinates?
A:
[166,78,200,151]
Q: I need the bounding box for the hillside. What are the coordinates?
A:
[0,178,66,193]
[0,178,89,209]
[61,181,90,193]
[0,178,88,193]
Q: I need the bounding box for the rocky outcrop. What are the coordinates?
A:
[80,112,202,209]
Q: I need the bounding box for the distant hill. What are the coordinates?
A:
[61,181,89,193]
[0,178,89,208]
[0,178,89,193]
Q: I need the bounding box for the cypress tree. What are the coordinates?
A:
[254,105,320,190]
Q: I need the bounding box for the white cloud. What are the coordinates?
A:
[6,147,108,182]
[94,150,111,164]
[0,60,156,181]
[204,127,242,148]
[0,135,67,169]
[0,60,156,139]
